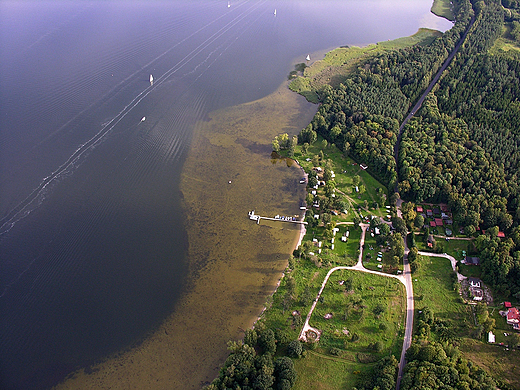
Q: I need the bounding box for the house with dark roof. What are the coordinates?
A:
[433,207,440,215]
[426,209,433,217]
[465,256,480,266]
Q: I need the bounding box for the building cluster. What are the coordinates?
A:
[501,302,520,331]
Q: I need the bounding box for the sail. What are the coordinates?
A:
[149,74,154,86]
[306,54,310,61]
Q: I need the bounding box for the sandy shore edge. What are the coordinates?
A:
[251,158,308,329]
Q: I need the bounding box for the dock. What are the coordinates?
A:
[248,210,307,225]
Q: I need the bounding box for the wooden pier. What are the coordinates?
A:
[248,210,307,225]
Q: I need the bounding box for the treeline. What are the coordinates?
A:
[205,328,298,390]
[400,308,507,390]
[353,356,398,390]
[475,227,520,297]
[297,0,474,189]
[399,0,520,295]
[297,0,520,295]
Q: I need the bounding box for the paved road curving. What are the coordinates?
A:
[418,250,466,282]
[298,222,414,385]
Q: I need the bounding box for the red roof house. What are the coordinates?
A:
[434,218,443,226]
[507,307,520,330]
[417,206,423,213]
[504,301,512,308]
[430,221,436,227]
[498,231,505,238]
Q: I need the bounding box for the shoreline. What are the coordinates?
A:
[250,157,308,329]
[56,79,318,390]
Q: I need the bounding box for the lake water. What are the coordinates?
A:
[0,1,451,389]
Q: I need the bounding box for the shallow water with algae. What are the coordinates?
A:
[0,1,452,388]
[55,83,316,389]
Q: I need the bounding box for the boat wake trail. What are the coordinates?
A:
[0,0,267,238]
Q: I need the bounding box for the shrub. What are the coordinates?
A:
[286,340,303,358]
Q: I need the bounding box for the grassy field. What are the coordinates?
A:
[412,253,520,389]
[294,137,389,218]
[260,256,329,344]
[431,0,455,21]
[283,270,405,390]
[489,24,520,59]
[293,351,369,390]
[459,338,520,390]
[258,241,405,390]
[412,255,473,335]
[458,263,482,279]
[289,29,443,101]
[309,270,405,358]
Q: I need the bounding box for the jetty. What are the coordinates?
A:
[248,210,307,225]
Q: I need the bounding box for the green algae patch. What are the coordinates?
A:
[55,83,317,390]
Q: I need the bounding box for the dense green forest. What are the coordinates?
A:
[298,0,520,298]
[206,328,298,390]
[209,0,520,388]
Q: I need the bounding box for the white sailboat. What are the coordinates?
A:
[227,1,230,7]
[149,74,153,86]
[306,54,311,61]
[141,116,146,122]
[274,9,276,16]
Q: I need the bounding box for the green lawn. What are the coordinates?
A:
[458,263,482,279]
[459,338,520,390]
[295,137,389,218]
[309,270,405,358]
[431,0,455,21]
[412,255,473,336]
[293,351,369,390]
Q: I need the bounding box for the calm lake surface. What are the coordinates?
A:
[0,1,451,388]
